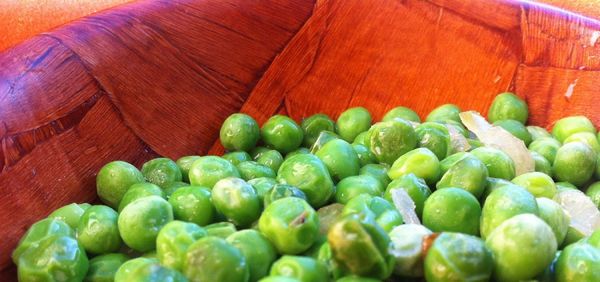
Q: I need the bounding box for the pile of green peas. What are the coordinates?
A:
[13,92,600,282]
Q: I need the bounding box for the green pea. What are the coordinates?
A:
[556,242,600,282]
[352,131,369,146]
[487,92,528,124]
[481,177,519,201]
[562,227,587,248]
[302,114,336,148]
[184,236,249,281]
[227,230,277,282]
[96,161,145,209]
[467,138,483,149]
[48,203,89,229]
[586,181,600,209]
[336,276,381,282]
[596,154,600,179]
[220,113,260,152]
[415,122,451,160]
[366,119,418,165]
[163,182,189,198]
[564,132,600,153]
[552,116,597,143]
[18,235,88,282]
[556,181,578,191]
[175,155,201,183]
[553,142,597,187]
[423,188,481,235]
[439,152,470,175]
[204,222,237,239]
[223,151,253,166]
[277,154,335,208]
[259,197,319,254]
[486,214,557,282]
[12,218,74,265]
[259,276,301,282]
[471,147,515,180]
[310,131,340,154]
[536,198,569,246]
[168,186,214,226]
[359,164,391,188]
[425,233,493,282]
[316,138,361,182]
[426,104,461,123]
[531,151,553,175]
[388,224,432,277]
[342,194,403,232]
[285,148,311,161]
[527,125,552,141]
[118,182,164,212]
[115,257,186,282]
[270,256,328,282]
[437,155,488,198]
[255,149,285,172]
[589,228,600,248]
[85,253,128,282]
[383,173,431,218]
[480,185,538,239]
[156,221,206,271]
[336,107,372,142]
[252,146,271,158]
[118,196,173,252]
[264,184,307,207]
[383,106,421,123]
[188,156,240,188]
[212,177,260,227]
[327,213,394,279]
[529,137,561,163]
[248,177,278,203]
[141,158,182,189]
[353,144,377,166]
[335,175,383,204]
[261,115,304,154]
[314,242,345,280]
[511,172,557,199]
[493,119,532,145]
[236,161,276,181]
[77,205,121,255]
[389,147,441,186]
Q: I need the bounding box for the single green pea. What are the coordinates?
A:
[556,242,600,282]
[480,185,538,239]
[188,156,240,188]
[175,155,201,183]
[487,92,528,124]
[77,205,121,255]
[493,119,533,146]
[264,184,307,207]
[261,115,304,154]
[85,253,128,282]
[511,172,557,199]
[423,188,481,235]
[156,221,206,271]
[335,175,383,204]
[310,131,340,154]
[388,224,432,277]
[553,142,597,187]
[366,119,418,165]
[426,104,461,123]
[353,144,377,166]
[486,214,557,282]
[529,137,561,163]
[277,154,335,208]
[302,114,336,148]
[415,122,451,160]
[352,131,369,146]
[389,147,441,186]
[467,138,483,149]
[383,106,421,123]
[248,177,278,203]
[342,194,403,232]
[259,197,319,254]
[552,116,597,143]
[168,186,214,226]
[383,173,431,218]
[359,164,391,188]
[317,203,345,236]
[327,213,394,280]
[437,155,488,198]
[316,138,361,182]
[527,125,552,141]
[18,235,88,282]
[48,203,89,229]
[96,160,145,209]
[184,236,249,281]
[115,257,186,282]
[236,161,276,181]
[141,158,182,189]
[531,151,553,175]
[285,148,311,161]
[12,218,74,265]
[204,222,237,239]
[227,230,277,282]
[471,147,515,180]
[118,182,164,212]
[212,177,260,227]
[481,177,520,201]
[336,107,372,143]
[536,198,569,246]
[223,151,253,166]
[118,196,173,252]
[586,181,600,209]
[220,113,260,152]
[270,256,329,282]
[425,232,493,282]
[564,132,600,153]
[255,149,285,173]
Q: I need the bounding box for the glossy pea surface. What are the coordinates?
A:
[85,253,128,282]
[336,107,372,143]
[366,119,417,165]
[383,173,431,218]
[212,177,260,227]
[188,156,240,188]
[77,205,121,255]
[118,182,164,212]
[220,113,260,152]
[156,220,206,271]
[422,188,481,235]
[277,154,334,208]
[315,138,360,182]
[141,158,183,189]
[227,230,277,282]
[261,115,304,154]
[118,196,173,252]
[168,186,214,226]
[184,236,249,281]
[270,255,329,282]
[335,175,383,204]
[388,147,441,186]
[382,106,421,123]
[487,92,528,124]
[302,114,336,148]
[96,161,145,209]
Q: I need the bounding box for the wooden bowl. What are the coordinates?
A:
[1,0,600,278]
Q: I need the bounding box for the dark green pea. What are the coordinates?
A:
[327,213,394,280]
[258,197,319,254]
[118,196,173,252]
[586,181,600,209]
[493,119,532,145]
[383,173,431,218]
[353,144,377,166]
[96,161,145,209]
[388,224,432,277]
[527,125,552,141]
[184,236,249,281]
[48,203,89,229]
[261,115,304,154]
[115,257,186,282]
[85,253,128,282]
[220,113,260,152]
[366,119,418,165]
[335,174,383,204]
[383,106,421,123]
[536,198,569,246]
[426,104,461,123]
[480,186,538,239]
[352,131,369,146]
[285,148,311,161]
[512,171,557,199]
[118,182,164,212]
[487,92,528,124]
[223,151,253,166]
[188,156,240,188]
[389,147,441,186]
[204,222,237,239]
[270,256,329,282]
[77,205,121,255]
[169,186,214,226]
[248,177,278,204]
[310,131,340,154]
[553,142,597,187]
[471,147,515,180]
[423,188,481,236]
[18,235,88,282]
[359,164,391,188]
[12,218,74,265]
[277,154,335,208]
[415,122,451,160]
[317,203,345,236]
[342,194,403,232]
[437,155,488,198]
[251,146,272,158]
[529,137,561,163]
[141,158,182,189]
[552,116,597,143]
[531,151,553,175]
[264,184,307,207]
[227,230,277,282]
[316,138,361,182]
[302,114,336,148]
[564,132,600,153]
[212,177,260,227]
[425,233,493,282]
[255,149,285,173]
[237,161,276,181]
[156,221,206,271]
[556,242,600,282]
[336,107,372,142]
[175,155,201,183]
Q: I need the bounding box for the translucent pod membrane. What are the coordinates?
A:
[554,189,600,237]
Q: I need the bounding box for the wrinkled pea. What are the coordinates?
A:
[415,122,451,160]
[366,119,417,165]
[141,158,182,189]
